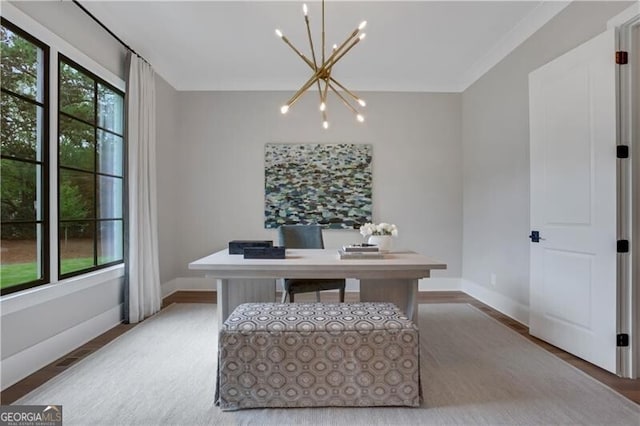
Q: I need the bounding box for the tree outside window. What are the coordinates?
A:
[58,57,124,278]
[0,19,49,294]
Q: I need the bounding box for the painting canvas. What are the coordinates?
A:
[265,143,372,229]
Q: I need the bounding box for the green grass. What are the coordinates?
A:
[59,257,95,274]
[1,257,96,289]
[0,262,38,289]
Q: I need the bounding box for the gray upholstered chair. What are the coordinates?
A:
[278,225,346,303]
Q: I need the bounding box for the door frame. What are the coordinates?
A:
[609,4,639,379]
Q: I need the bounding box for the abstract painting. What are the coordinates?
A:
[265,143,372,229]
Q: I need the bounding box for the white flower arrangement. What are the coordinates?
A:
[359,222,399,237]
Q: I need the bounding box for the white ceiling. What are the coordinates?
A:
[81,1,570,92]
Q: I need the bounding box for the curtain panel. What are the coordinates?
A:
[125,52,161,323]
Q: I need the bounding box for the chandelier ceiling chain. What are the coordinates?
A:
[275,0,367,129]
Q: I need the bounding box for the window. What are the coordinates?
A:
[58,56,124,278]
[0,19,49,295]
[0,18,125,295]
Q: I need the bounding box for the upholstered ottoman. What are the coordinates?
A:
[216,302,421,411]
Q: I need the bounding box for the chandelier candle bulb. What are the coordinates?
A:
[275,29,283,38]
[280,105,289,114]
[358,99,366,107]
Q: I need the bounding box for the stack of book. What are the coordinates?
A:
[338,244,384,259]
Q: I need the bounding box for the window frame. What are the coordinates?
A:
[57,54,125,280]
[0,18,50,296]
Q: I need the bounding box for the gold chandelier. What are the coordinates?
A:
[275,0,367,129]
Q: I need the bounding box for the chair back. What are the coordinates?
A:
[278,225,325,249]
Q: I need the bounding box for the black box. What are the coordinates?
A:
[243,246,286,259]
[228,240,273,255]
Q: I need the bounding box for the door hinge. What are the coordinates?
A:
[617,334,629,347]
[616,145,629,159]
[616,51,628,65]
[617,240,629,253]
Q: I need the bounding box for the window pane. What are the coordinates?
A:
[59,115,95,171]
[58,56,124,278]
[1,159,40,221]
[60,221,94,275]
[98,220,123,265]
[98,84,123,134]
[1,92,45,161]
[97,176,122,219]
[1,223,43,290]
[59,169,94,220]
[97,130,123,176]
[1,26,42,101]
[59,61,94,124]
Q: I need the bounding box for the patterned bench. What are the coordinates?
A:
[216,302,421,411]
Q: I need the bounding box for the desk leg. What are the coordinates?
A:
[359,278,420,323]
[217,278,276,328]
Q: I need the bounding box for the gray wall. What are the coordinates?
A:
[461,1,632,307]
[167,91,462,282]
[156,75,180,285]
[1,282,122,360]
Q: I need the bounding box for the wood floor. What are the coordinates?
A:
[2,291,638,405]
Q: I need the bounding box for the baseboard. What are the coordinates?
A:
[162,278,527,326]
[161,278,179,297]
[162,277,217,297]
[1,304,123,391]
[168,276,463,294]
[461,279,529,326]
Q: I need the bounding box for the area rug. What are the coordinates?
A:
[15,303,640,425]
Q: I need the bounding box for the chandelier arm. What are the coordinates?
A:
[329,77,363,105]
[304,15,324,105]
[280,36,316,70]
[321,109,330,129]
[304,17,319,70]
[321,66,333,110]
[285,72,323,109]
[322,35,363,71]
[328,83,360,115]
[322,79,331,105]
[322,0,325,65]
[316,27,361,75]
[284,26,360,86]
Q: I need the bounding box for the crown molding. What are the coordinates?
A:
[458,1,570,92]
[607,2,640,29]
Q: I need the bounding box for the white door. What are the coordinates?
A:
[529,29,618,373]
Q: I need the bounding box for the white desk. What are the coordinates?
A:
[188,249,446,326]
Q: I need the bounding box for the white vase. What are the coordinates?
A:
[368,235,392,252]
